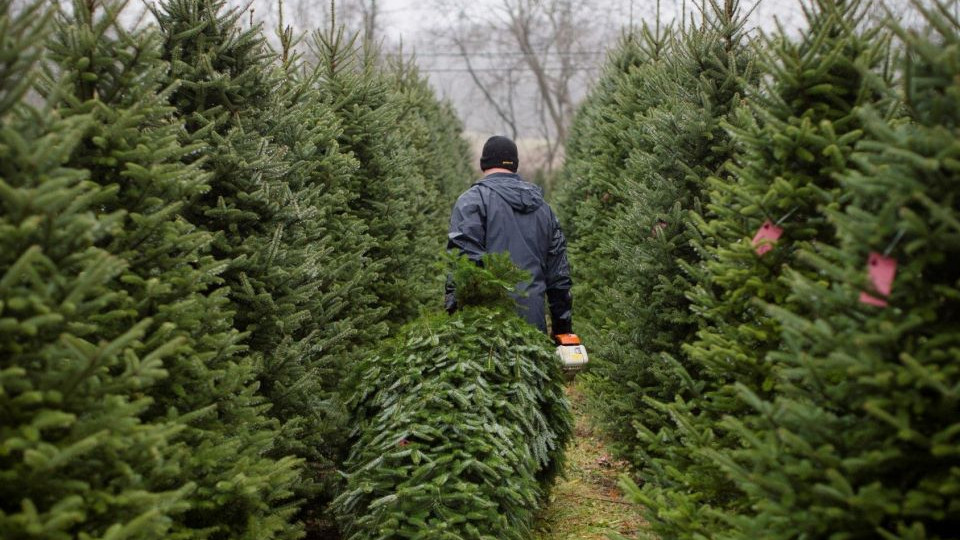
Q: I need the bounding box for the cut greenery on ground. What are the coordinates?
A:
[535,382,649,540]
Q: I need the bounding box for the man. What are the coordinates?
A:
[446,135,573,336]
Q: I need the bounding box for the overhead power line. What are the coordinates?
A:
[415,66,601,73]
[412,51,608,58]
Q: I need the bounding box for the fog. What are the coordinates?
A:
[66,0,926,167]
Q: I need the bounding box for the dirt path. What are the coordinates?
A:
[534,381,649,539]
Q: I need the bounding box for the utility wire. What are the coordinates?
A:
[412,51,608,58]
[415,66,601,73]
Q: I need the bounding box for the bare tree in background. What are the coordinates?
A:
[435,0,604,174]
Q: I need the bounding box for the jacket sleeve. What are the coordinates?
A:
[545,211,573,335]
[447,187,486,261]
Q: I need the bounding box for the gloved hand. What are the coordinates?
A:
[547,288,572,337]
[444,275,457,315]
[551,317,572,338]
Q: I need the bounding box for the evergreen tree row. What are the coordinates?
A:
[0,0,472,537]
[560,0,959,537]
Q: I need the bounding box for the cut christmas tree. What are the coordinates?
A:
[334,253,573,540]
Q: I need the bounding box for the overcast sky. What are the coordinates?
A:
[199,0,813,45]
[114,0,920,146]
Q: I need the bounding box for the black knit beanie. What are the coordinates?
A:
[480,136,519,172]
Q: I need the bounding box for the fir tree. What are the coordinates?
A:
[386,55,474,220]
[555,25,673,326]
[632,1,894,536]
[145,0,314,535]
[711,2,960,536]
[258,14,383,532]
[583,0,755,488]
[311,28,437,328]
[333,254,573,540]
[0,2,189,536]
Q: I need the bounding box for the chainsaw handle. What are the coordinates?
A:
[554,333,581,346]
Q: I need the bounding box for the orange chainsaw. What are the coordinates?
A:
[555,334,588,371]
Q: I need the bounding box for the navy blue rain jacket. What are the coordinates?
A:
[447,172,573,333]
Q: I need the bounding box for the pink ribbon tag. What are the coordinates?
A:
[859,252,897,307]
[651,220,668,237]
[752,220,783,256]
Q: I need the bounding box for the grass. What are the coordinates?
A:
[534,381,649,540]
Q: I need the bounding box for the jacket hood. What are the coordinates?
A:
[478,173,544,213]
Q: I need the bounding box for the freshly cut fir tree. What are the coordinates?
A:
[712,2,960,536]
[334,254,572,540]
